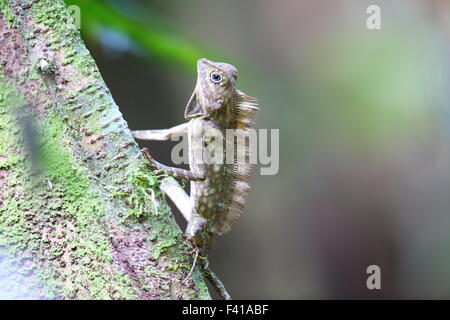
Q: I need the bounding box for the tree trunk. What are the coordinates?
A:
[0,0,209,299]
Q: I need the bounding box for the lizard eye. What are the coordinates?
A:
[210,72,222,83]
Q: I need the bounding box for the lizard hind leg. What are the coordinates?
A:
[184,214,232,300]
[182,212,206,283]
[185,212,207,242]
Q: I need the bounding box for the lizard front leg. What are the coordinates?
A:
[141,147,205,181]
[132,122,188,141]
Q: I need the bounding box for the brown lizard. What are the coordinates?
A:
[132,58,259,299]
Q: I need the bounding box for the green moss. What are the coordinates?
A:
[110,165,167,222]
[0,0,210,298]
[191,269,210,299]
[0,2,15,29]
[166,263,180,271]
[37,111,138,299]
[151,238,176,260]
[0,76,139,299]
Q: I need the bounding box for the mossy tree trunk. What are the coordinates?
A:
[0,0,209,299]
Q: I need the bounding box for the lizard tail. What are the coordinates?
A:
[203,262,232,300]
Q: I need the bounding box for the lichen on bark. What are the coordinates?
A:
[0,0,209,299]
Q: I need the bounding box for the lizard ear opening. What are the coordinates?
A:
[185,92,204,119]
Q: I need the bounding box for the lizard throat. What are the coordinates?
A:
[207,97,236,128]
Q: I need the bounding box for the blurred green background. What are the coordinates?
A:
[65,0,450,298]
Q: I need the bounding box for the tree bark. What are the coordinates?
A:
[0,0,209,299]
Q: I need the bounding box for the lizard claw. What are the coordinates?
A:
[183,246,200,284]
[141,147,152,160]
[141,147,158,169]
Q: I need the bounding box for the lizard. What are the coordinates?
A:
[132,58,259,299]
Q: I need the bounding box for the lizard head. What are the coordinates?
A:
[185,58,238,119]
